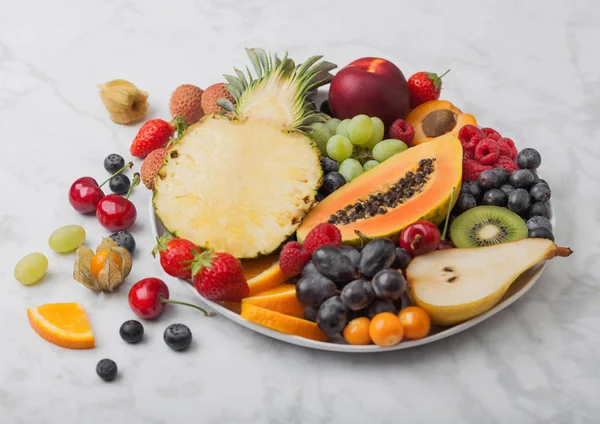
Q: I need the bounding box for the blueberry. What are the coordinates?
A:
[391,247,411,270]
[517,148,542,170]
[358,239,396,279]
[316,193,325,202]
[528,227,554,241]
[500,184,516,197]
[316,296,348,335]
[492,167,511,186]
[366,298,398,319]
[481,189,508,207]
[319,172,346,196]
[528,202,550,219]
[119,320,144,344]
[313,246,357,284]
[372,269,406,300]
[536,178,548,186]
[163,323,192,351]
[320,100,331,116]
[104,154,125,174]
[340,279,375,311]
[320,157,339,174]
[304,306,318,322]
[466,182,483,201]
[455,193,477,213]
[478,170,501,189]
[339,245,360,270]
[109,231,136,254]
[109,174,131,195]
[526,216,553,232]
[509,169,535,189]
[296,273,337,307]
[96,359,118,382]
[460,182,472,195]
[530,183,551,202]
[507,188,531,216]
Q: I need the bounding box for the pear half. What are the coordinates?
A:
[407,238,572,326]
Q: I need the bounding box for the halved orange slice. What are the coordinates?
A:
[245,260,287,297]
[27,302,95,349]
[242,284,304,318]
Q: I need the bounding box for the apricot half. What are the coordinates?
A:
[406,100,477,145]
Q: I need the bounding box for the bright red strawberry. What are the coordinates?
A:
[407,70,450,108]
[191,251,248,301]
[280,241,311,277]
[130,119,174,158]
[303,223,342,255]
[152,233,199,279]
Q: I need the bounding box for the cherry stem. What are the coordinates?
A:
[125,173,140,200]
[160,297,215,317]
[99,162,133,188]
[439,69,451,79]
[441,187,455,241]
[410,234,422,251]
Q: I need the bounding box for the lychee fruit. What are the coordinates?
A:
[169,84,204,125]
[201,83,235,115]
[141,147,166,190]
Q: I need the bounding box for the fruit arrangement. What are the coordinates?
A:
[16,48,573,367]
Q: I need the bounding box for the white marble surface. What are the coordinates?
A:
[1,0,599,422]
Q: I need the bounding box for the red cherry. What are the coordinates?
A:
[399,221,441,256]
[69,177,105,213]
[96,172,140,231]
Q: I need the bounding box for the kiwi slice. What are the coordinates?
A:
[450,206,528,248]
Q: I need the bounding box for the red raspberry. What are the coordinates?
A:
[481,127,501,141]
[389,119,415,145]
[279,242,310,277]
[303,223,342,254]
[474,138,500,165]
[462,149,475,163]
[497,137,518,160]
[494,155,519,173]
[458,125,483,151]
[463,159,493,182]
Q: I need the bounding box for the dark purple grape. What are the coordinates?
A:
[366,299,398,319]
[312,246,357,284]
[296,274,337,307]
[320,157,339,174]
[339,245,360,270]
[304,306,318,322]
[316,296,348,335]
[391,247,411,270]
[358,239,396,279]
[517,148,542,170]
[340,279,375,311]
[319,172,346,196]
[372,269,406,300]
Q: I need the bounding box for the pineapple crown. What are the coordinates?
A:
[217,48,336,131]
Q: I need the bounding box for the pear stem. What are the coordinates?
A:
[160,297,216,317]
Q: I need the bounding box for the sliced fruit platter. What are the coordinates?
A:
[16,48,573,365]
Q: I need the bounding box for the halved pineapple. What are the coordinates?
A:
[153,116,321,258]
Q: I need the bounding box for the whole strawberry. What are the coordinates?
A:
[152,233,199,279]
[407,70,450,108]
[280,241,311,277]
[130,119,174,158]
[191,250,249,301]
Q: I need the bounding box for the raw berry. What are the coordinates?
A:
[460,182,472,195]
[481,127,501,141]
[372,269,406,300]
[153,234,199,279]
[312,246,357,284]
[366,298,398,319]
[510,169,535,189]
[340,279,375,311]
[303,223,342,255]
[478,169,501,189]
[304,306,318,322]
[455,193,477,213]
[96,359,118,382]
[389,119,415,144]
[316,296,348,335]
[474,138,499,165]
[517,148,542,170]
[339,245,360,270]
[528,227,554,241]
[296,274,337,307]
[119,320,144,344]
[481,189,508,207]
[407,70,449,107]
[109,174,131,195]
[507,188,531,216]
[358,239,396,278]
[392,247,411,270]
[320,157,339,174]
[494,155,519,173]
[109,230,136,254]
[500,184,516,197]
[104,154,125,174]
[497,138,517,160]
[526,216,553,232]
[320,100,331,115]
[458,125,483,151]
[465,181,483,200]
[463,159,492,182]
[492,167,511,186]
[163,323,192,351]
[530,183,551,202]
[319,172,346,196]
[528,202,550,219]
[279,241,310,277]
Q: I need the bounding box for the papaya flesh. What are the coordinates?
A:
[297,135,463,245]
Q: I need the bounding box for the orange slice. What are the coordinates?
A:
[27,302,95,349]
[242,284,304,318]
[246,260,287,297]
[241,303,327,342]
[241,255,279,280]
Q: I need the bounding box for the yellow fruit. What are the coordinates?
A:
[246,260,288,296]
[242,284,304,317]
[27,302,95,349]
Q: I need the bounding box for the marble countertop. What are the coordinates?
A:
[1,0,599,422]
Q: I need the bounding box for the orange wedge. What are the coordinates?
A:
[241,255,279,280]
[242,284,304,318]
[241,303,327,342]
[27,302,95,349]
[245,260,288,297]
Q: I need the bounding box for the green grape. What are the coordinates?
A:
[49,225,86,253]
[347,114,373,146]
[325,118,340,134]
[339,158,364,182]
[327,135,353,162]
[335,119,352,139]
[309,122,333,154]
[363,159,380,172]
[14,253,48,286]
[372,139,409,162]
[365,117,385,149]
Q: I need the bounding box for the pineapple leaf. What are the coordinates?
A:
[255,49,269,73]
[224,83,242,100]
[216,98,235,112]
[233,68,249,89]
[224,74,245,94]
[296,55,323,76]
[246,48,263,79]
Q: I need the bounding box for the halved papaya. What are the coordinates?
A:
[297,135,462,244]
[406,100,477,145]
